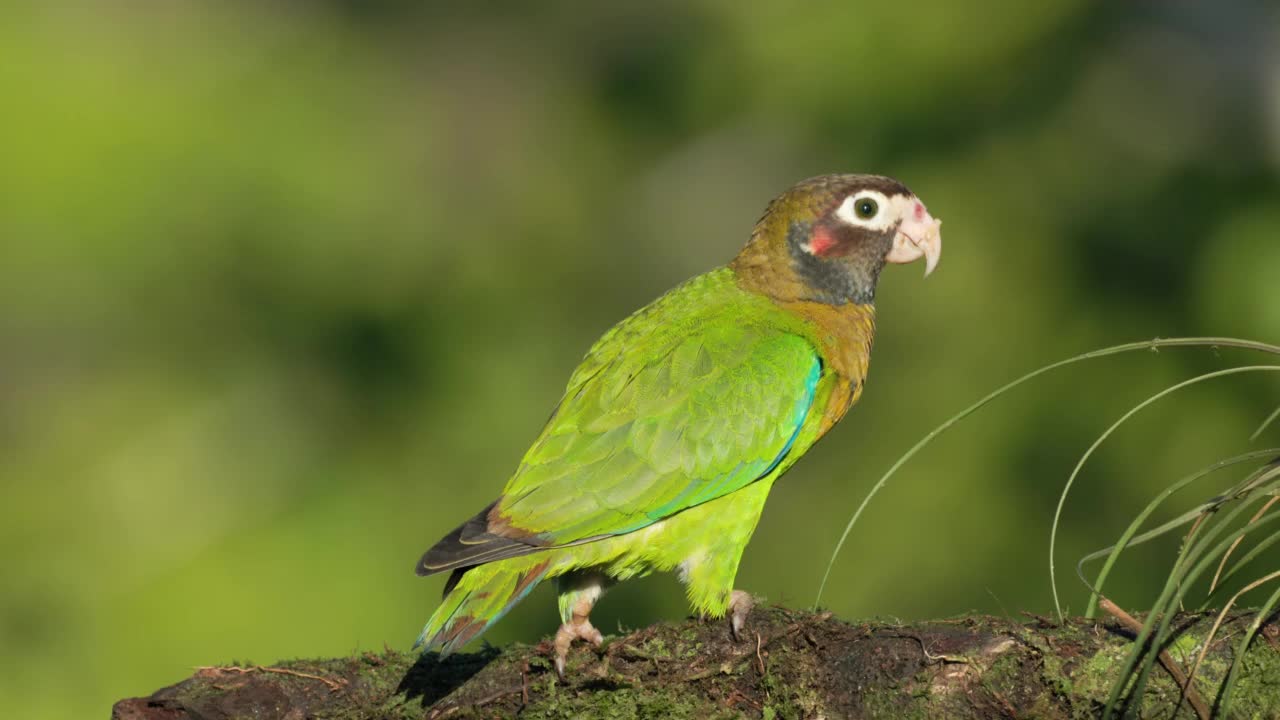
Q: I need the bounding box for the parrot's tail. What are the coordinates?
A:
[415,555,552,656]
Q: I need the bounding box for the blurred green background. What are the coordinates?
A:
[2,1,1278,717]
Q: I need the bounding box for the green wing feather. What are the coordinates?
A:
[495,270,822,545]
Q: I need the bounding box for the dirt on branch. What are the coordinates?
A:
[113,605,1280,719]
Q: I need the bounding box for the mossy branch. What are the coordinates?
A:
[113,606,1280,720]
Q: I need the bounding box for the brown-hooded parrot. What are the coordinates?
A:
[415,174,942,676]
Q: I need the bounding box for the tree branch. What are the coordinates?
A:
[113,606,1280,719]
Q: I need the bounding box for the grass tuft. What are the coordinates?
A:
[819,336,1280,718]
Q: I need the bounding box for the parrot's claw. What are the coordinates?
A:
[553,618,604,680]
[729,590,755,642]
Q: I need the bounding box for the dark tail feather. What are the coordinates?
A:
[415,501,545,576]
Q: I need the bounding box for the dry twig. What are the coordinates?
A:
[194,665,345,693]
[1097,597,1210,720]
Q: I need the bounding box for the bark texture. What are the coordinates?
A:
[112,606,1280,719]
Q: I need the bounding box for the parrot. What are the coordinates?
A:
[414,173,942,677]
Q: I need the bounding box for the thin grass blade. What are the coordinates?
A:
[1050,366,1280,620]
[816,338,1280,608]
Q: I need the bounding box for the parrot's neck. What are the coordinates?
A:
[729,260,877,387]
[729,215,880,386]
[773,296,877,438]
[779,298,876,383]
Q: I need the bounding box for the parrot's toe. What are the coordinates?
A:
[583,622,604,648]
[729,589,755,642]
[553,618,604,680]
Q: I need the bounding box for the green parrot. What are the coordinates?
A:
[415,174,942,676]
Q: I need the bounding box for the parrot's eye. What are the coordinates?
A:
[834,191,892,230]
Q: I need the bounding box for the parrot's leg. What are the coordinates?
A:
[674,481,773,642]
[553,571,610,679]
[729,589,755,642]
[680,556,759,641]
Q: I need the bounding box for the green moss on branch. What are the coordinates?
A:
[112,606,1280,719]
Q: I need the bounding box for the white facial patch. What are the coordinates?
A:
[834,191,919,233]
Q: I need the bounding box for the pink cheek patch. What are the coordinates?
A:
[914,201,925,221]
[809,226,837,256]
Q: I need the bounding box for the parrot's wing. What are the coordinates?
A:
[418,310,821,576]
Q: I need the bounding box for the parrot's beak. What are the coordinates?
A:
[886,203,942,277]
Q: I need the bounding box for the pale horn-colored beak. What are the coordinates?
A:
[886,201,942,276]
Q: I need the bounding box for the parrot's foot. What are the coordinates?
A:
[553,617,603,680]
[729,589,755,642]
[552,572,611,679]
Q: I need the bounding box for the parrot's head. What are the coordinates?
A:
[732,174,942,305]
